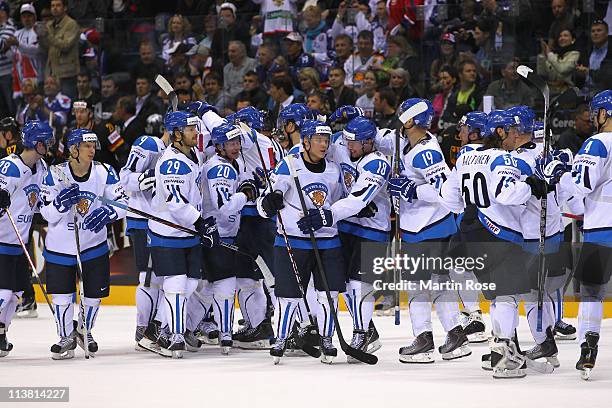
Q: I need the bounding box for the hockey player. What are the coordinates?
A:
[261,120,345,364]
[387,98,471,364]
[0,121,54,356]
[147,110,219,358]
[229,107,283,349]
[40,128,128,359]
[119,113,171,352]
[305,116,389,362]
[201,122,261,354]
[449,111,489,343]
[440,110,550,378]
[277,104,319,154]
[555,90,612,379]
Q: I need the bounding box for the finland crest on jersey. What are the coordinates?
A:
[119,135,167,231]
[0,154,47,254]
[148,146,205,247]
[40,161,127,264]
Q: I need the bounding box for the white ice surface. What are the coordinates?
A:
[3,306,611,408]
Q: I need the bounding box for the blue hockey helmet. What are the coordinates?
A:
[300,120,332,141]
[164,110,199,132]
[22,120,54,149]
[397,98,434,128]
[590,89,612,119]
[66,128,98,149]
[505,105,536,134]
[343,116,377,142]
[458,111,489,138]
[233,106,264,130]
[279,104,317,128]
[485,110,518,137]
[211,122,243,146]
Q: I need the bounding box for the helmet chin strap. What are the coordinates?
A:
[596,111,610,132]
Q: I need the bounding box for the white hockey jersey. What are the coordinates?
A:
[560,132,612,245]
[327,132,391,242]
[0,154,47,254]
[268,153,343,249]
[40,161,127,265]
[251,0,297,34]
[202,154,248,239]
[441,147,532,244]
[119,135,167,231]
[148,146,204,248]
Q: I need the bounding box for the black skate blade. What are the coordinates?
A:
[341,344,378,365]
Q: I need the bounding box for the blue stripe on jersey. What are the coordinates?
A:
[43,242,109,266]
[105,166,120,184]
[338,220,389,242]
[0,159,20,178]
[221,237,235,244]
[126,216,148,233]
[241,204,259,217]
[400,213,457,243]
[578,138,608,157]
[159,159,192,175]
[412,149,444,169]
[0,243,23,255]
[455,212,464,228]
[147,230,200,248]
[583,227,612,247]
[134,136,160,152]
[274,234,341,249]
[521,232,563,254]
[477,211,522,243]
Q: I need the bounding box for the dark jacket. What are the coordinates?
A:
[325,87,358,112]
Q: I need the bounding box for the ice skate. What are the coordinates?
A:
[167,334,185,359]
[15,296,38,318]
[155,326,173,358]
[134,326,147,351]
[74,321,98,354]
[184,330,202,352]
[399,331,434,363]
[374,294,394,316]
[0,323,13,357]
[525,327,559,369]
[233,320,273,350]
[576,331,599,380]
[220,338,233,355]
[319,336,337,364]
[491,338,526,379]
[195,317,219,345]
[347,330,367,364]
[270,337,287,365]
[461,311,487,343]
[366,320,382,353]
[439,325,472,360]
[50,335,77,360]
[554,320,577,341]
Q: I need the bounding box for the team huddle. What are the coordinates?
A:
[0,88,610,380]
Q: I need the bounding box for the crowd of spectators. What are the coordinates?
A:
[0,0,610,171]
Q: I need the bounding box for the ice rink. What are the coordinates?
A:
[3,306,611,408]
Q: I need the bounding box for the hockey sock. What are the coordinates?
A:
[297,281,319,326]
[524,292,555,343]
[346,280,374,331]
[236,277,267,328]
[0,289,13,322]
[80,297,101,331]
[162,275,188,335]
[265,281,277,312]
[554,288,564,322]
[431,273,461,332]
[275,297,299,339]
[493,296,519,339]
[408,289,432,337]
[578,284,605,343]
[316,290,338,337]
[136,271,161,327]
[186,292,209,332]
[212,277,236,338]
[52,293,74,337]
[0,291,20,327]
[449,269,481,313]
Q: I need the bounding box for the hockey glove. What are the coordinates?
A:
[252,167,268,191]
[187,101,218,118]
[138,169,156,192]
[388,175,417,203]
[261,190,284,218]
[194,216,220,248]
[534,156,567,185]
[238,179,260,202]
[525,175,549,200]
[83,206,118,233]
[0,188,10,210]
[329,106,364,123]
[551,148,573,168]
[355,201,378,218]
[297,208,334,233]
[53,184,81,213]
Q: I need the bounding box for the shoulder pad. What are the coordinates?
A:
[207,164,237,180]
[412,149,444,169]
[0,159,20,178]
[43,169,55,186]
[159,159,192,175]
[578,137,608,158]
[99,163,120,184]
[363,158,391,178]
[133,136,160,153]
[275,159,291,176]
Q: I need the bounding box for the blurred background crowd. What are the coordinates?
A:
[0,0,610,170]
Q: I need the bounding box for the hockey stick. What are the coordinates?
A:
[96,196,275,289]
[3,209,55,316]
[286,154,377,365]
[393,127,401,326]
[238,124,319,317]
[516,65,550,332]
[155,75,178,112]
[50,166,91,358]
